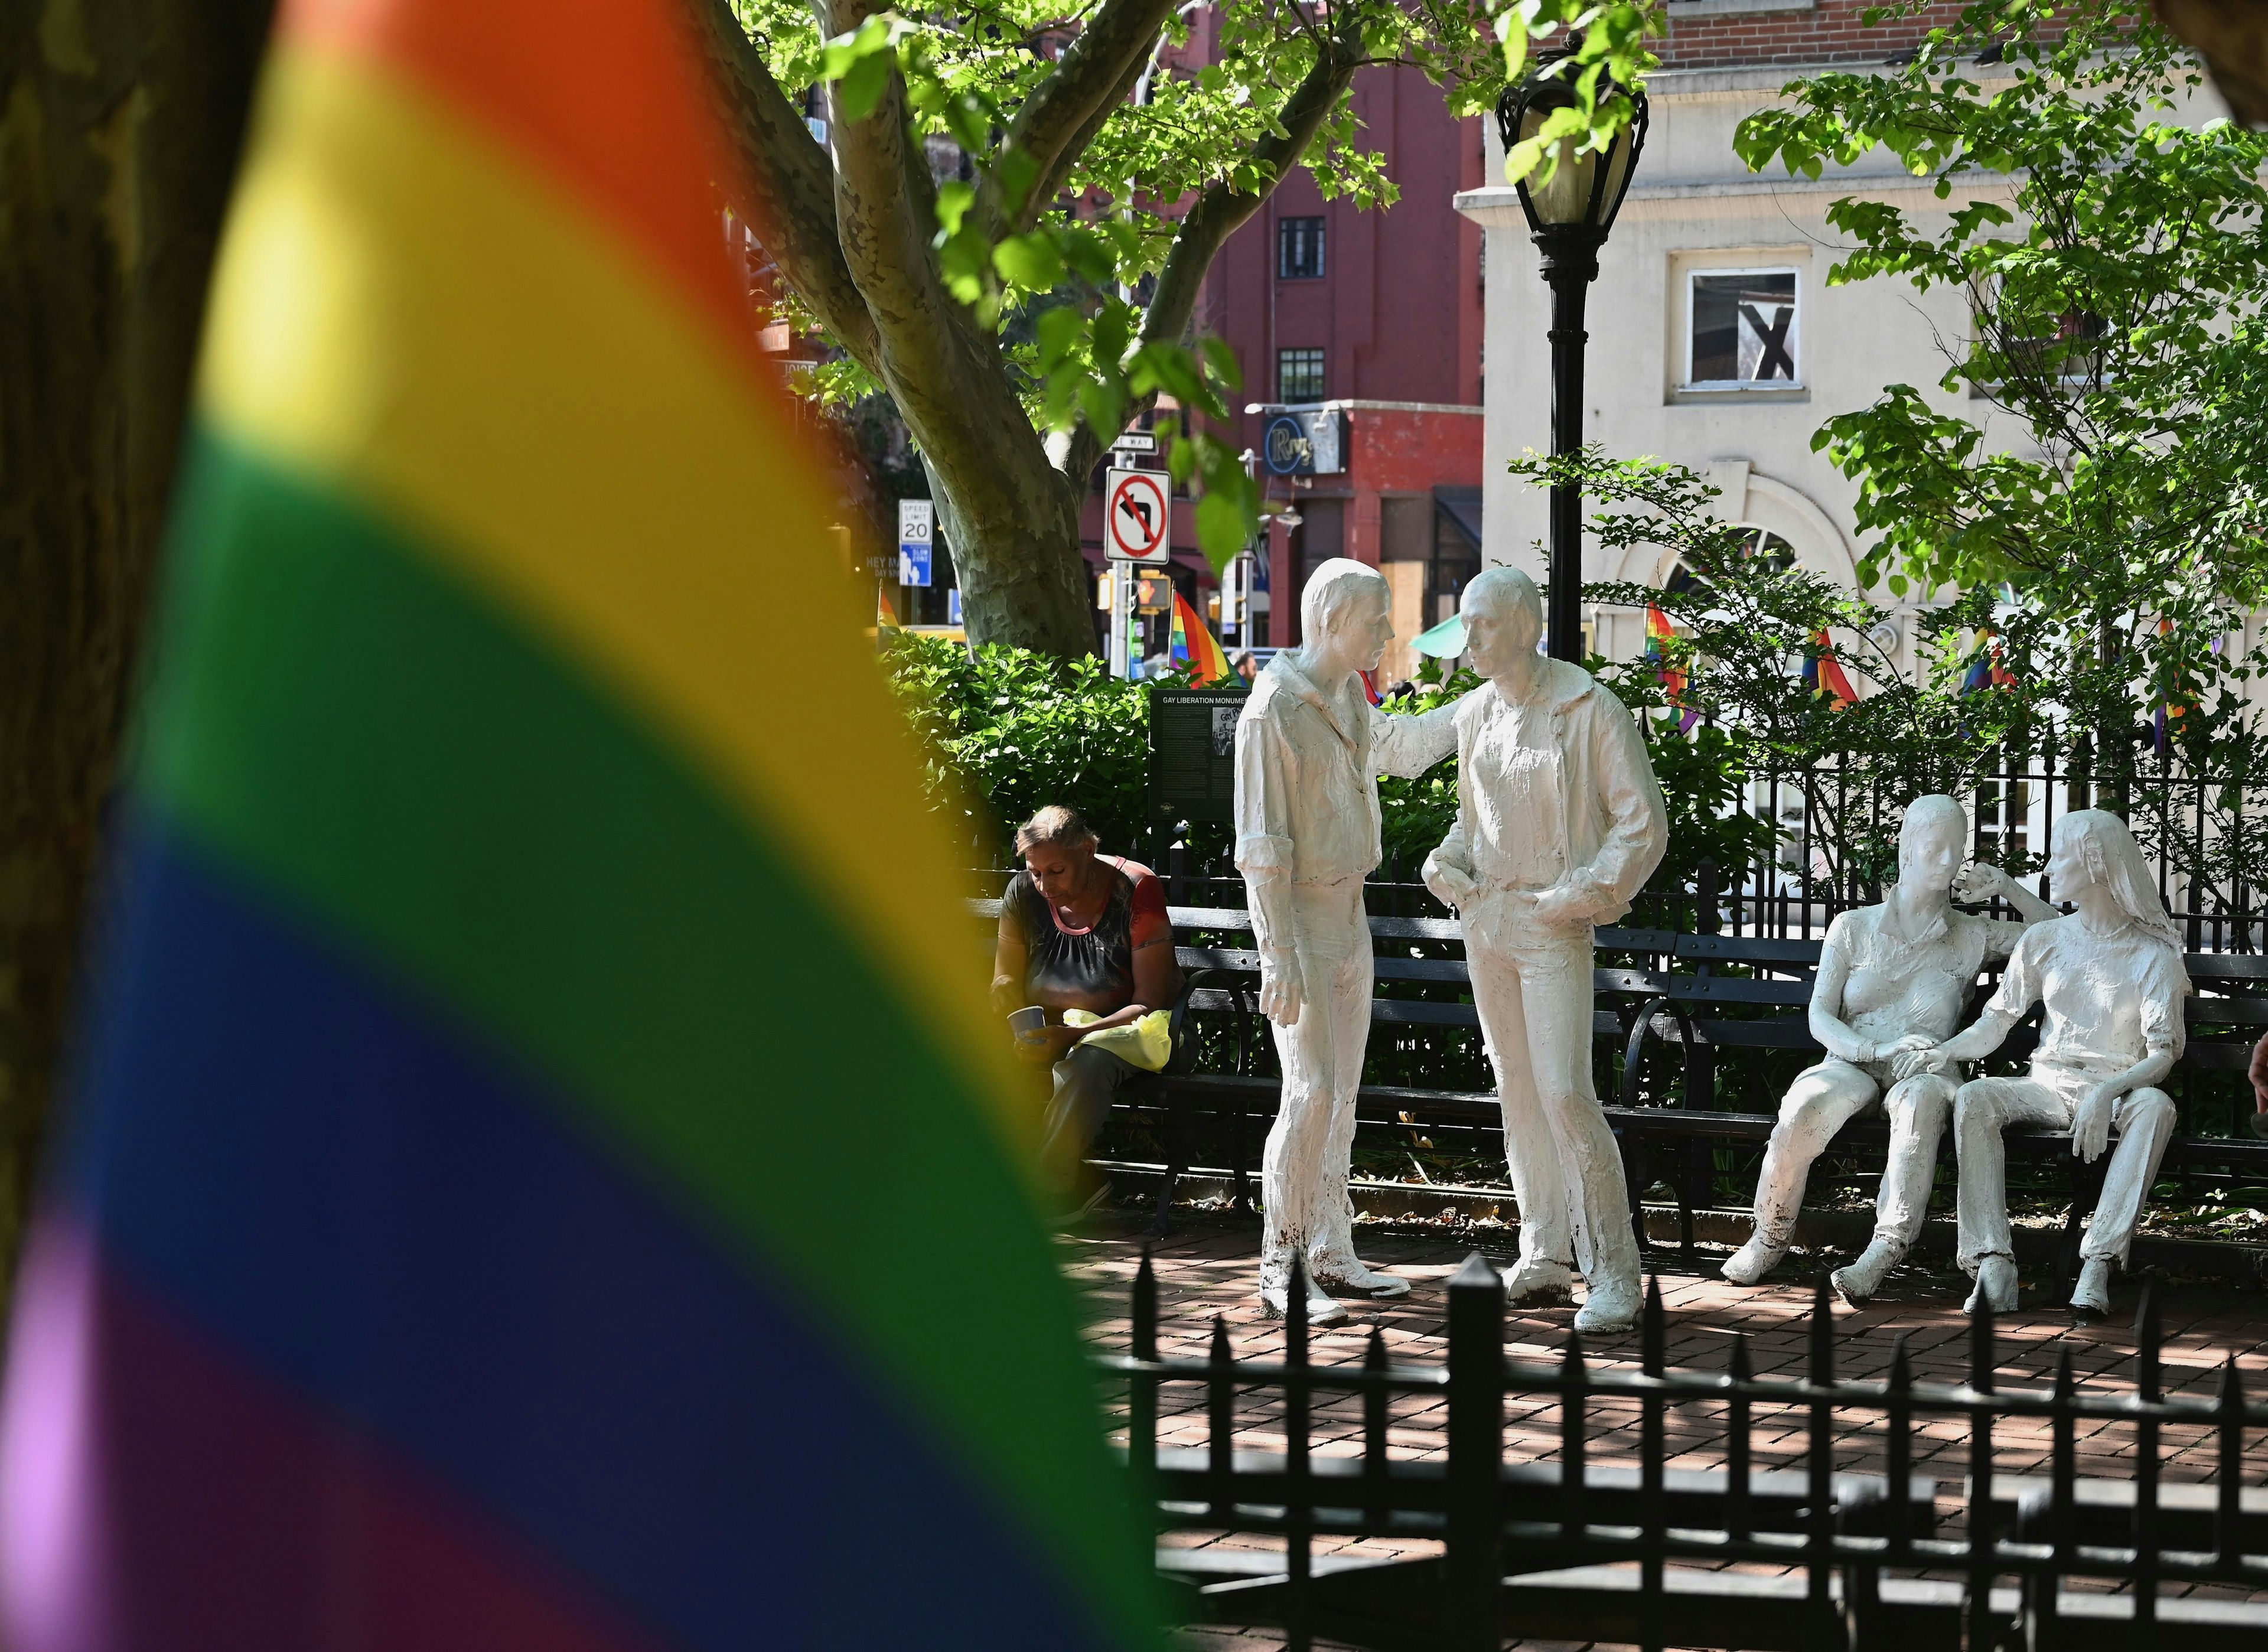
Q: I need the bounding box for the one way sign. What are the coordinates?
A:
[1105,468,1171,566]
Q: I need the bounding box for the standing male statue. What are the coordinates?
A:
[1420,568,1667,1333]
[1918,810,2191,1319]
[1235,559,1464,1324]
[1719,796,2058,1303]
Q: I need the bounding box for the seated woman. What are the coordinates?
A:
[991,806,1181,1205]
[1920,809,2191,1320]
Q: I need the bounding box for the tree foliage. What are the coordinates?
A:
[1732,0,2268,771]
[698,0,1661,653]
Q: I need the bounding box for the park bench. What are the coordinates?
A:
[972,897,2268,1270]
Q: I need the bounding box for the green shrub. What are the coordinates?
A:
[881,632,1160,857]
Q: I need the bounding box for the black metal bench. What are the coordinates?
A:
[973,898,2268,1261]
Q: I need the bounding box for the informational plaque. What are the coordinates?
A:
[1149,689,1246,825]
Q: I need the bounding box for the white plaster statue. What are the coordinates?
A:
[1918,809,2191,1319]
[1234,559,1464,1324]
[1718,796,2058,1304]
[1419,568,1668,1334]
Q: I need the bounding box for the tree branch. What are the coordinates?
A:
[981,0,1184,236]
[1060,8,1363,483]
[689,0,882,372]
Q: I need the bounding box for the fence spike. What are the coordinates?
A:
[1642,1275,1665,1378]
[2050,1345,2077,1577]
[1363,1324,1389,1532]
[2137,1284,2162,1400]
[1809,1270,1834,1387]
[1134,1244,1158,1363]
[1725,1330,1752,1544]
[2218,1356,2245,1572]
[2134,1283,2163,1624]
[1886,1332,1913,1556]
[1287,1251,1310,1348]
[1207,1313,1233,1524]
[1969,1295,1994,1396]
[1562,1325,1589,1543]
[1805,1273,1834,1611]
[1963,1293,2001,1652]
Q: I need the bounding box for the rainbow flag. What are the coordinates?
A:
[0,2,1151,1649]
[1168,590,1230,685]
[1959,628,2017,695]
[2155,615,2189,757]
[1644,605,1698,733]
[1804,630,1859,709]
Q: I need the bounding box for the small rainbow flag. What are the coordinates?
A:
[0,2,1151,1648]
[1804,630,1859,709]
[2155,614,2188,757]
[1644,605,1698,733]
[1959,628,2017,696]
[1169,589,1230,685]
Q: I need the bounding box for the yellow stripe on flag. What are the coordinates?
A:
[200,44,1029,1154]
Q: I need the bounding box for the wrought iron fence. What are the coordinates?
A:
[1076,747,2268,953]
[1102,1251,2268,1651]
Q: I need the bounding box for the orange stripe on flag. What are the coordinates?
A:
[279,0,754,364]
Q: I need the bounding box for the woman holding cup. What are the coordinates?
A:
[992,806,1181,1208]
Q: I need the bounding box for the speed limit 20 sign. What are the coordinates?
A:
[1105,468,1171,566]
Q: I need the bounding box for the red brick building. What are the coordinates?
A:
[1080,58,1491,674]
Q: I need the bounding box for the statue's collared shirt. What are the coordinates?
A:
[1428,658,1667,927]
[1234,654,1458,951]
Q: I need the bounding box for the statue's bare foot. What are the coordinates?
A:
[2069,1257,2113,1322]
[1721,1236,1785,1286]
[1831,1238,1904,1307]
[1312,1253,1412,1299]
[1964,1254,2018,1315]
[1261,1280,1351,1325]
[1500,1256,1575,1306]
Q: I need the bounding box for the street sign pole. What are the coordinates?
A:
[1110,568,1131,678]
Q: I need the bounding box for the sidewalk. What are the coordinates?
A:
[1061,1212,2268,1651]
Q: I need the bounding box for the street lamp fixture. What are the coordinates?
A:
[1497,56,1648,660]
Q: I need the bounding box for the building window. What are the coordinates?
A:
[1688,270,1799,386]
[1278,217,1325,279]
[1278,347,1325,402]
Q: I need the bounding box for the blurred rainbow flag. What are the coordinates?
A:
[0,2,1153,1648]
[1168,591,1229,685]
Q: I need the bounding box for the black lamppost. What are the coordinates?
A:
[1497,57,1648,661]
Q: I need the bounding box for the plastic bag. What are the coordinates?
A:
[1060,1007,1174,1072]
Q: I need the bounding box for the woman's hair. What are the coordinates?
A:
[2060,810,2191,988]
[1015,804,1099,857]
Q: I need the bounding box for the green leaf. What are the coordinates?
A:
[992,232,1064,291]
[1197,490,1251,574]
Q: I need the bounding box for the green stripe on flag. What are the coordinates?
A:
[138,426,1154,1643]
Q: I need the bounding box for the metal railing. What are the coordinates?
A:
[1073,745,2268,953]
[1101,1252,2268,1650]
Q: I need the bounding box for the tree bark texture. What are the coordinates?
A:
[693,0,1360,658]
[0,0,274,1285]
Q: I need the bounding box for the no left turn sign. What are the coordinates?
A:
[1105,468,1171,565]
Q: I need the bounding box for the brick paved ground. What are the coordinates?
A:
[1060,1211,2268,1651]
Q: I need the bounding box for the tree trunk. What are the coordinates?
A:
[0,0,274,1287]
[919,439,1096,659]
